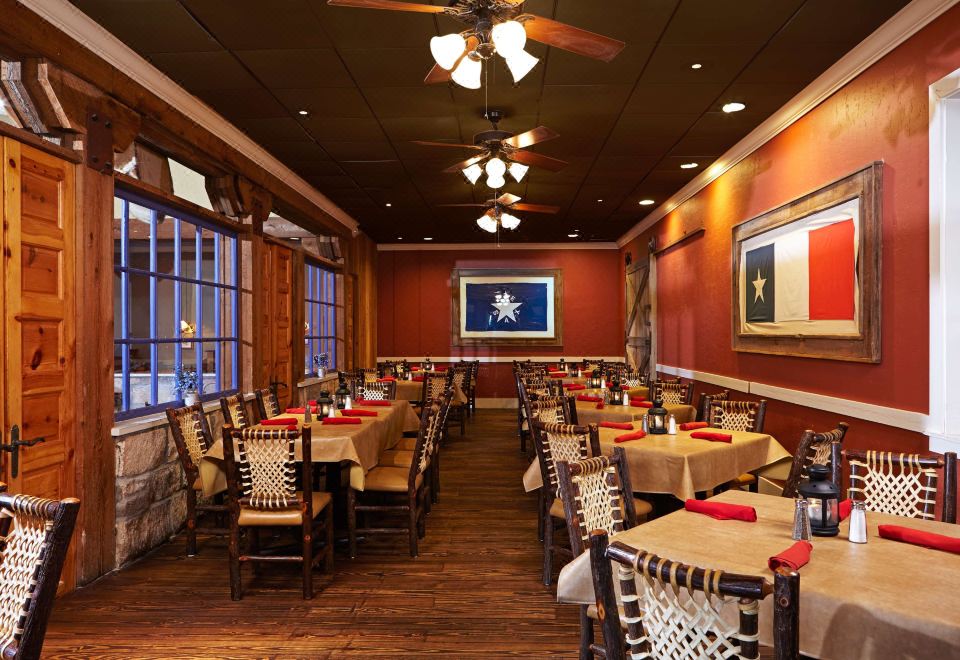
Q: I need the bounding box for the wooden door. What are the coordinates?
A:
[625,260,652,379]
[258,242,294,408]
[1,138,77,588]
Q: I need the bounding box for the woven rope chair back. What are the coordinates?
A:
[425,373,449,400]
[358,380,396,401]
[221,393,250,430]
[167,404,210,468]
[654,381,691,406]
[708,400,762,433]
[0,494,79,659]
[782,423,848,499]
[622,371,647,389]
[416,393,452,475]
[451,367,468,389]
[235,428,300,509]
[532,421,593,497]
[256,388,281,419]
[557,449,634,556]
[529,397,569,426]
[848,450,940,520]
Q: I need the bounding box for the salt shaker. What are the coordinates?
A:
[641,414,649,433]
[667,414,677,435]
[622,393,630,407]
[345,395,352,410]
[792,499,812,541]
[848,501,868,544]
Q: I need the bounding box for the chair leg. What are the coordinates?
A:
[537,488,545,542]
[408,493,419,557]
[543,511,554,586]
[431,452,440,504]
[185,487,198,557]
[749,474,759,493]
[579,605,594,660]
[324,504,335,573]
[347,487,358,559]
[228,518,242,601]
[460,408,465,435]
[302,519,314,600]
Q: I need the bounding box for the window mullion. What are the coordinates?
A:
[149,209,159,406]
[195,228,203,396]
[120,199,132,411]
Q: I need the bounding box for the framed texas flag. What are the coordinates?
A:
[451,269,563,346]
[732,162,881,362]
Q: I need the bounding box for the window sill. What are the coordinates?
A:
[298,373,339,388]
[112,392,255,438]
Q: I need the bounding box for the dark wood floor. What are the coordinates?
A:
[43,410,584,658]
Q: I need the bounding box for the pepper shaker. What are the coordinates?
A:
[848,501,868,544]
[792,499,812,541]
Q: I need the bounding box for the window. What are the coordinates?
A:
[304,261,340,374]
[113,188,239,419]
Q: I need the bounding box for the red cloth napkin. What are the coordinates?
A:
[321,417,362,425]
[549,372,568,378]
[768,541,813,571]
[410,366,421,371]
[412,376,424,382]
[839,499,853,522]
[340,409,378,417]
[600,422,633,430]
[615,431,647,443]
[595,402,605,409]
[577,394,602,402]
[354,399,391,407]
[261,418,298,426]
[680,421,709,431]
[684,499,757,522]
[564,384,586,391]
[435,367,447,372]
[878,525,960,554]
[690,431,733,443]
[629,395,647,402]
[377,377,397,382]
[631,400,653,408]
[308,400,317,405]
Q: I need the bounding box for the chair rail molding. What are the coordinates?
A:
[928,65,960,453]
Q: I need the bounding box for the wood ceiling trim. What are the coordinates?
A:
[617,0,960,248]
[377,242,619,251]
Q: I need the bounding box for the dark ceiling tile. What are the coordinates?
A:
[379,116,462,142]
[71,0,220,53]
[237,49,354,88]
[289,160,345,177]
[392,140,475,161]
[717,82,805,116]
[147,51,260,90]
[303,115,387,141]
[639,43,758,85]
[661,0,805,44]
[776,0,911,43]
[363,87,457,118]
[308,0,439,48]
[539,113,618,140]
[684,110,760,140]
[237,117,307,143]
[340,48,436,87]
[319,140,398,161]
[599,114,699,157]
[534,136,604,159]
[180,0,332,49]
[624,82,726,115]
[539,84,633,115]
[453,87,542,125]
[305,175,360,191]
[196,88,289,120]
[339,160,407,185]
[273,87,373,118]
[265,140,332,162]
[738,41,856,85]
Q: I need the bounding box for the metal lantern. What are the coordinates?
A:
[316,390,333,418]
[798,464,841,536]
[609,380,624,405]
[588,369,603,389]
[334,378,351,410]
[423,355,433,372]
[558,357,565,371]
[648,398,668,434]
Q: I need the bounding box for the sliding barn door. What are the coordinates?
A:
[258,242,294,408]
[1,138,77,589]
[625,260,652,378]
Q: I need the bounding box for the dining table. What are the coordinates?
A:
[556,490,960,659]
[523,425,789,500]
[198,399,420,497]
[572,396,693,425]
[391,377,468,405]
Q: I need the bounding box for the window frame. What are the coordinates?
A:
[114,187,240,421]
[304,259,340,374]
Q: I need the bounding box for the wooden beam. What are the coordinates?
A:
[651,225,705,256]
[0,59,47,133]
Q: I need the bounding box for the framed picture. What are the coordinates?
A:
[451,268,563,346]
[732,162,882,362]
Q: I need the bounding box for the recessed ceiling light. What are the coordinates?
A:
[424,237,433,241]
[680,162,699,169]
[722,102,746,113]
[596,199,603,203]
[396,236,403,240]
[568,233,579,238]
[385,202,392,207]
[639,199,655,206]
[298,109,309,116]
[691,63,702,70]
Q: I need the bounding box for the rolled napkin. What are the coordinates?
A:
[410,366,421,371]
[630,400,653,408]
[435,366,447,372]
[600,422,634,430]
[412,376,424,382]
[308,400,317,405]
[679,421,709,431]
[684,499,757,522]
[690,431,733,443]
[321,417,362,425]
[354,399,392,407]
[261,418,298,426]
[339,409,378,417]
[595,402,605,409]
[768,541,813,571]
[839,499,853,522]
[564,384,587,391]
[577,394,603,402]
[878,525,960,554]
[628,395,646,402]
[549,372,568,378]
[377,377,397,382]
[615,431,646,443]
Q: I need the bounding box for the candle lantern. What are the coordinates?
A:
[558,357,565,371]
[316,390,333,418]
[334,378,351,410]
[798,464,841,536]
[609,380,624,405]
[588,369,603,389]
[423,355,433,372]
[648,398,668,434]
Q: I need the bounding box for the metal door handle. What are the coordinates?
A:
[0,425,45,478]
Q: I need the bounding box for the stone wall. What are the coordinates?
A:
[296,372,340,407]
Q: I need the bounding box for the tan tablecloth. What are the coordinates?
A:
[574,399,693,425]
[556,490,960,659]
[523,426,788,499]
[199,400,420,496]
[563,385,650,400]
[394,379,468,405]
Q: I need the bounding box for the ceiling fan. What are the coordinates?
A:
[326,0,626,88]
[439,192,559,233]
[413,110,567,188]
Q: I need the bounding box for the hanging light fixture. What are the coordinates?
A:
[486,174,506,189]
[450,54,481,89]
[504,48,539,83]
[477,214,498,233]
[461,163,483,184]
[491,21,526,57]
[485,157,507,189]
[507,162,529,182]
[430,33,467,70]
[500,212,521,230]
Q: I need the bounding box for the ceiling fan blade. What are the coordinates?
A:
[423,63,452,85]
[496,193,522,207]
[507,149,568,172]
[442,154,488,173]
[412,140,484,150]
[510,202,560,214]
[502,126,559,149]
[327,0,445,13]
[522,15,625,63]
[436,203,490,208]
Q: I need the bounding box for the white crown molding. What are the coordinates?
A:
[378,356,625,363]
[617,0,960,248]
[21,0,359,235]
[377,242,619,251]
[656,364,750,394]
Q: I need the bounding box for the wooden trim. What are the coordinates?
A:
[730,162,882,363]
[450,268,564,347]
[0,120,81,163]
[114,172,246,236]
[651,226,704,255]
[378,242,620,251]
[377,355,626,363]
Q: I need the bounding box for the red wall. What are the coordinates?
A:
[377,248,623,397]
[621,6,960,461]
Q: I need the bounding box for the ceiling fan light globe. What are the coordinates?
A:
[461,163,483,184]
[477,215,498,233]
[430,33,466,70]
[450,55,482,89]
[500,212,521,230]
[485,157,506,177]
[486,173,506,189]
[507,162,529,182]
[491,20,526,58]
[504,48,539,83]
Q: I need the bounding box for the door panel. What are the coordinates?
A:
[625,261,652,378]
[257,243,294,408]
[2,138,77,590]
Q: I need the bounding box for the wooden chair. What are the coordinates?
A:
[221,424,334,600]
[0,493,80,660]
[253,387,281,421]
[708,399,767,492]
[219,393,251,430]
[781,423,848,498]
[524,395,573,542]
[621,371,647,390]
[530,421,599,586]
[695,389,730,422]
[384,392,452,506]
[447,366,469,435]
[845,449,957,523]
[419,372,450,409]
[588,530,800,660]
[517,376,551,453]
[357,379,397,401]
[556,448,641,660]
[651,380,694,405]
[166,403,229,556]
[347,393,449,558]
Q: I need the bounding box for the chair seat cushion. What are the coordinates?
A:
[238,491,331,527]
[379,449,415,467]
[350,465,423,492]
[732,472,758,486]
[550,497,565,518]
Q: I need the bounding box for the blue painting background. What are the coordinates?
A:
[464,282,549,332]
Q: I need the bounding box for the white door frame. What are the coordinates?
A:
[928,66,960,453]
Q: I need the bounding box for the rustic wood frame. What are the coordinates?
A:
[731,162,882,362]
[450,268,563,347]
